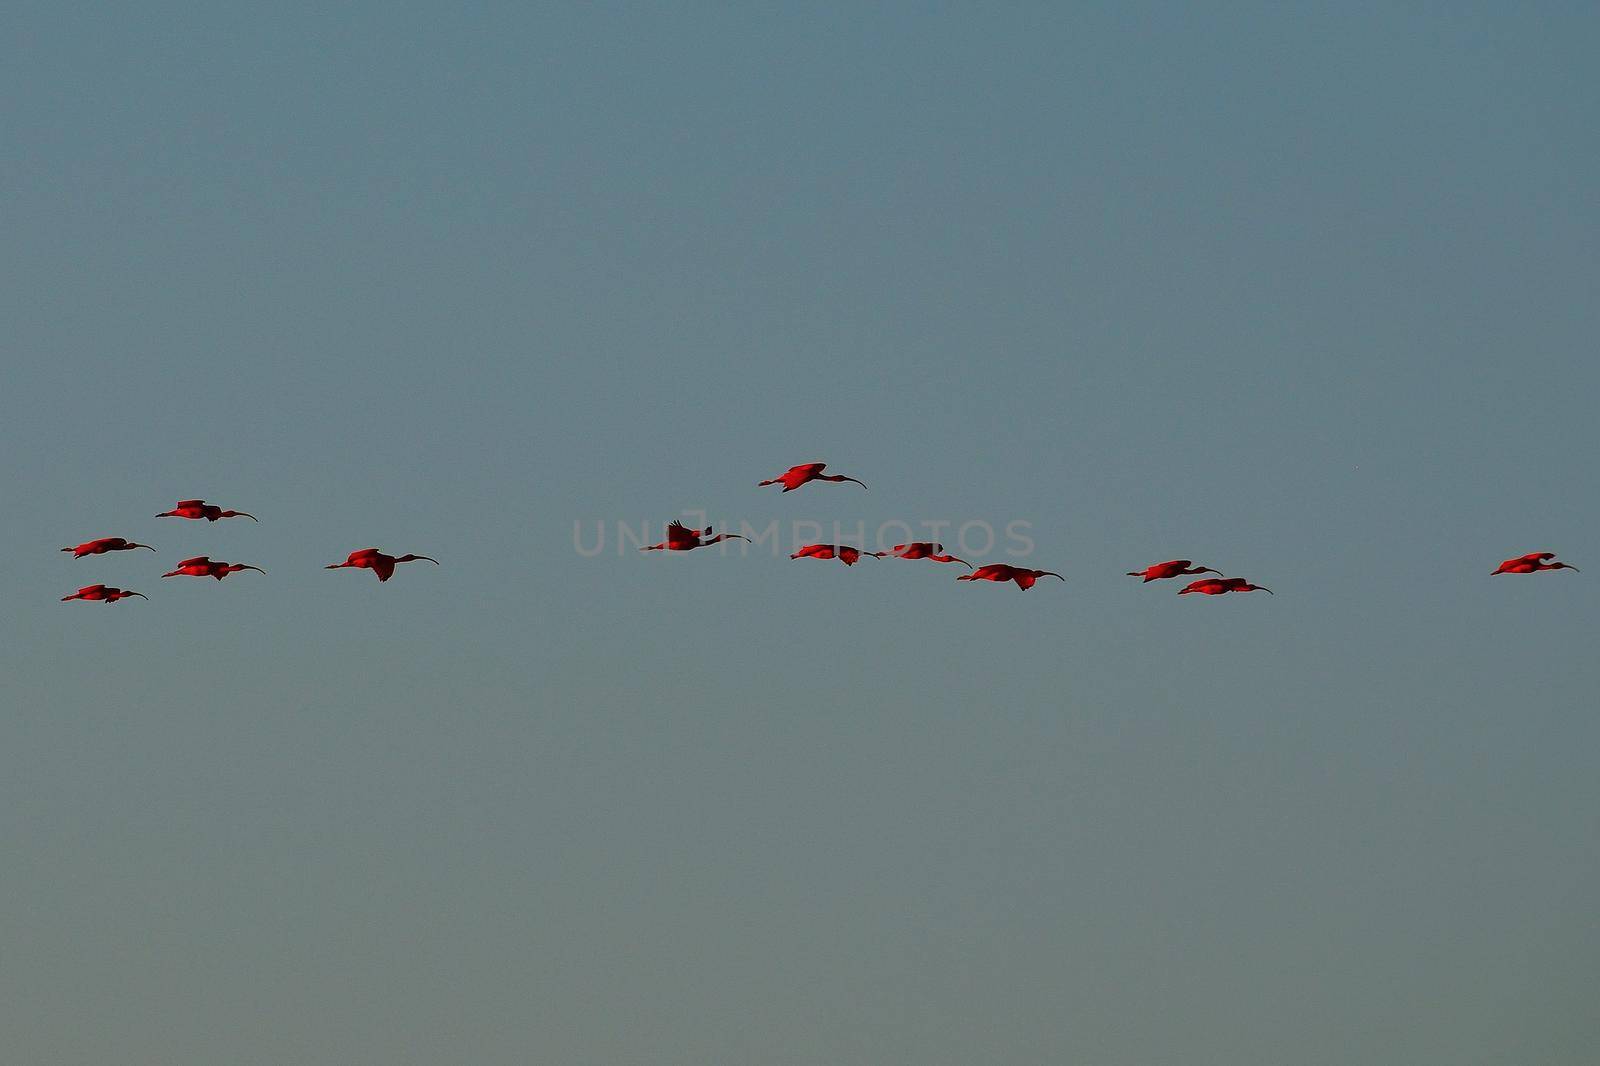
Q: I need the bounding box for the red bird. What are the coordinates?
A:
[161,556,266,580]
[61,584,147,603]
[1491,552,1579,575]
[640,521,751,552]
[1127,559,1222,583]
[758,462,867,492]
[325,548,440,582]
[1178,576,1272,595]
[61,537,156,558]
[956,564,1065,590]
[881,542,971,567]
[156,499,258,522]
[790,544,876,566]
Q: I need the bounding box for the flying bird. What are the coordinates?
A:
[790,544,876,566]
[325,547,440,582]
[1178,576,1272,595]
[956,564,1065,590]
[1491,552,1579,575]
[758,462,867,492]
[881,542,971,567]
[61,537,156,558]
[1127,559,1222,583]
[61,584,146,603]
[155,499,258,522]
[640,521,751,552]
[161,556,266,580]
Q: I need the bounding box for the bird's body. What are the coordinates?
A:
[325,547,440,582]
[1491,552,1579,575]
[61,537,155,558]
[161,556,266,580]
[61,584,146,603]
[1178,576,1272,595]
[1127,559,1222,582]
[156,499,257,522]
[640,521,750,552]
[758,462,867,492]
[883,542,970,567]
[790,543,875,566]
[956,564,1065,590]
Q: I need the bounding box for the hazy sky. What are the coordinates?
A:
[3,4,1597,1063]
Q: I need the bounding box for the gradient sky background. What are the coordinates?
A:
[3,3,1597,1063]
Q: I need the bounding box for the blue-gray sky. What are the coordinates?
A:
[3,3,1597,1063]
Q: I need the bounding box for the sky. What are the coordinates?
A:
[2,3,1597,1063]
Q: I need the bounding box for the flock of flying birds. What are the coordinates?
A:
[60,466,1580,604]
[645,462,1580,593]
[58,498,438,604]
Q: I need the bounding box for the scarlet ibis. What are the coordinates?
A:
[1178,577,1272,595]
[156,499,257,522]
[758,462,866,492]
[882,542,971,567]
[640,521,751,552]
[1127,559,1222,582]
[325,548,440,582]
[790,544,876,566]
[1491,552,1579,575]
[61,584,146,603]
[161,556,266,580]
[61,537,156,558]
[956,564,1065,590]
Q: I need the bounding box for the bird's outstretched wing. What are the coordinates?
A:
[666,521,695,540]
[175,499,205,507]
[178,556,212,566]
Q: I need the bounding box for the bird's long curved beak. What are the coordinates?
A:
[129,592,148,599]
